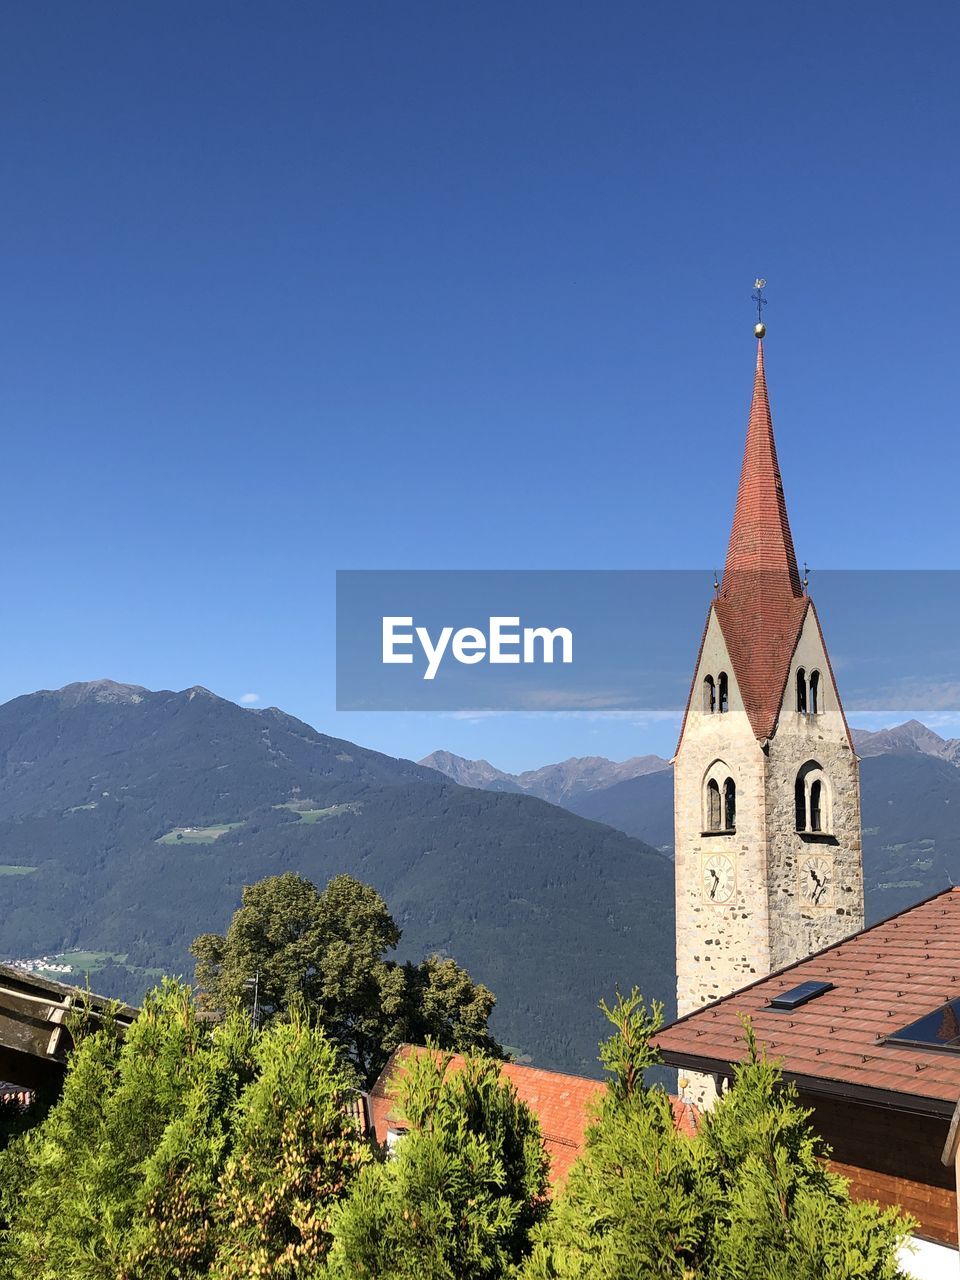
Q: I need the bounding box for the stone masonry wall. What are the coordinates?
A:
[764,608,865,971]
[674,603,864,1016]
[675,609,771,1017]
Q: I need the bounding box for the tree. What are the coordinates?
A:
[211,1011,370,1279]
[0,982,369,1280]
[524,992,912,1280]
[192,872,501,1084]
[328,1048,549,1280]
[0,981,219,1279]
[120,1007,256,1279]
[399,954,499,1056]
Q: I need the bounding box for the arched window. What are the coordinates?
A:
[703,675,716,714]
[718,672,729,713]
[809,779,823,832]
[809,670,821,715]
[795,761,831,834]
[796,667,807,714]
[704,761,736,834]
[723,778,736,831]
[707,779,721,831]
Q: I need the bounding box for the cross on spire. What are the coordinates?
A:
[752,278,767,338]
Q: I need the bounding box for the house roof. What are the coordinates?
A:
[655,887,960,1117]
[0,962,135,1089]
[366,1044,698,1184]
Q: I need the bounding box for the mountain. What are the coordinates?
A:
[420,750,670,805]
[853,719,960,766]
[565,771,676,854]
[417,751,524,793]
[423,722,960,923]
[857,751,960,915]
[0,681,674,1077]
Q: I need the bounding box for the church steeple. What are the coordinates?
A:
[672,309,864,1059]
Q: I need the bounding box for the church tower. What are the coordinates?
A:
[674,331,864,1033]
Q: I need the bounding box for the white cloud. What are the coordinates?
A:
[239,692,261,705]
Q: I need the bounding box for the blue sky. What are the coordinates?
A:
[2,3,958,771]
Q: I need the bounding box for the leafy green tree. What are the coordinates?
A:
[524,992,911,1280]
[192,871,501,1084]
[399,954,498,1053]
[697,1023,911,1280]
[328,1048,549,1280]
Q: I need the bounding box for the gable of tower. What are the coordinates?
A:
[778,599,855,749]
[714,590,809,742]
[676,604,752,754]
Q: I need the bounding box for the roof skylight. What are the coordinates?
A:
[765,980,834,1011]
[886,998,960,1053]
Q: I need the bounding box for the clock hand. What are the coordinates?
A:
[809,868,826,903]
[710,869,719,899]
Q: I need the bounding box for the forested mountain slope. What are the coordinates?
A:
[0,681,674,1076]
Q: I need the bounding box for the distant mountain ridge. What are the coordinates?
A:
[419,749,670,804]
[423,722,960,914]
[0,679,674,1077]
[852,719,960,766]
[424,721,960,812]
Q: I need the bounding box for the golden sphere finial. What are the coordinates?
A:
[754,322,766,339]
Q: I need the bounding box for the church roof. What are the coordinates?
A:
[715,339,809,741]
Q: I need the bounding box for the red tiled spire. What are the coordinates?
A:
[714,339,808,741]
[723,340,802,592]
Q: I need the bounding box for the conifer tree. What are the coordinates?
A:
[524,994,911,1280]
[327,1048,549,1280]
[211,1010,370,1279]
[121,1008,256,1278]
[0,982,369,1280]
[0,980,212,1279]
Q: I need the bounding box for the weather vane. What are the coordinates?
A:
[752,278,767,338]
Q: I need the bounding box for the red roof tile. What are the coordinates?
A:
[367,1045,698,1185]
[656,887,960,1112]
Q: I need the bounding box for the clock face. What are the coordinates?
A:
[702,853,735,904]
[800,855,832,907]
